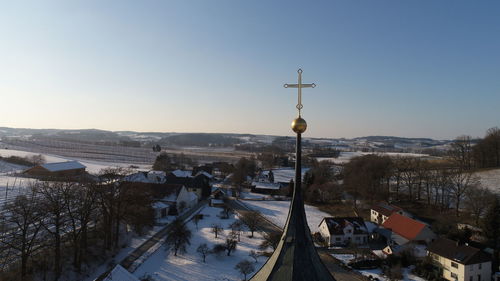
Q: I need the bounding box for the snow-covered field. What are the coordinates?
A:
[317,151,432,164]
[133,206,266,281]
[240,200,330,233]
[475,168,500,194]
[0,148,151,174]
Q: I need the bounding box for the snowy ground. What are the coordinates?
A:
[0,148,151,174]
[240,200,330,233]
[81,225,167,281]
[475,168,500,194]
[133,206,266,281]
[316,151,432,164]
[331,254,426,281]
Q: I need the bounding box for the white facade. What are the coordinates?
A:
[319,219,368,246]
[430,253,491,281]
[176,186,198,211]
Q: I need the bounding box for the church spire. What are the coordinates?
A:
[250,69,335,281]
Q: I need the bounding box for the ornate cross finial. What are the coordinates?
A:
[284,68,316,116]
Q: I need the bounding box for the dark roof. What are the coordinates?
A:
[371,203,402,217]
[320,217,368,235]
[428,237,491,265]
[382,213,426,241]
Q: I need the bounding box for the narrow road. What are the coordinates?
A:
[95,199,207,281]
[227,198,368,281]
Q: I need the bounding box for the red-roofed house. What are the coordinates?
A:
[380,213,436,255]
[382,213,435,243]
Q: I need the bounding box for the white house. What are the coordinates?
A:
[153,184,198,220]
[428,238,492,281]
[318,217,369,246]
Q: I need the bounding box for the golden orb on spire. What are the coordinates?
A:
[291,117,307,134]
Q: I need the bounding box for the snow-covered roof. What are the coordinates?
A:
[153,201,169,209]
[172,169,192,178]
[251,181,281,190]
[123,172,149,183]
[196,171,214,179]
[272,168,309,183]
[41,161,86,172]
[102,264,139,281]
[187,191,198,201]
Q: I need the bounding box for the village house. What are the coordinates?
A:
[166,169,212,199]
[152,184,198,223]
[379,213,436,255]
[23,160,87,178]
[428,237,492,281]
[370,202,410,224]
[318,217,369,246]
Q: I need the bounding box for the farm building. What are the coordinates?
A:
[23,161,86,178]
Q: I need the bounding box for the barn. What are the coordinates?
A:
[23,161,86,178]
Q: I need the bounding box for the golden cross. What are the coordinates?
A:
[284,69,316,116]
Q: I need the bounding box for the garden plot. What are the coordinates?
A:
[133,205,266,281]
[241,200,330,233]
[331,254,426,281]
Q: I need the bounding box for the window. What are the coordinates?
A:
[470,277,473,281]
[451,262,458,269]
[478,263,482,269]
[470,264,474,271]
[335,237,341,241]
[451,272,458,278]
[477,274,481,281]
[355,237,360,241]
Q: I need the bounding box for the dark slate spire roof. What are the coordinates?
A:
[250,134,336,281]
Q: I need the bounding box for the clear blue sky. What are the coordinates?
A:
[1,0,499,139]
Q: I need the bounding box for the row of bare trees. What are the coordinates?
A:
[0,168,154,281]
[343,153,494,220]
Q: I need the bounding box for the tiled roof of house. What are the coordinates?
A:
[371,202,402,217]
[321,217,368,235]
[428,237,491,265]
[382,213,425,241]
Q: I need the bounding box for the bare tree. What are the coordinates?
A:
[235,260,255,281]
[211,224,223,239]
[230,220,243,242]
[0,187,43,279]
[193,214,202,229]
[449,169,478,217]
[196,243,210,263]
[65,182,97,272]
[165,219,192,256]
[35,181,71,281]
[249,250,259,263]
[449,135,473,170]
[241,211,262,238]
[465,185,493,225]
[259,230,282,251]
[224,233,238,256]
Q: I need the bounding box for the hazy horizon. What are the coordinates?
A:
[0,124,486,141]
[1,1,499,139]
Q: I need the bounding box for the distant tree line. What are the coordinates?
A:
[0,154,45,167]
